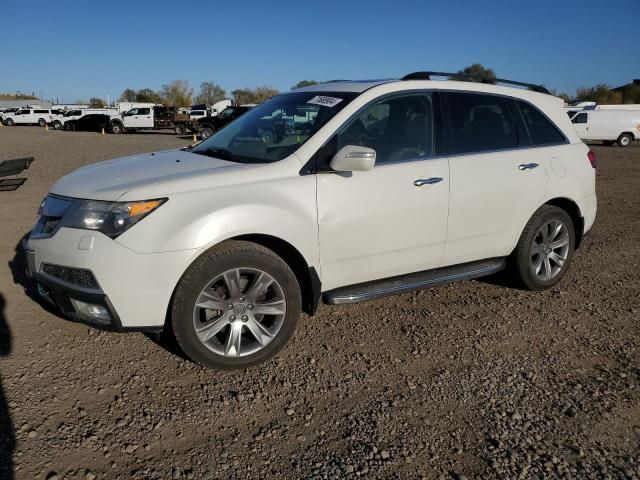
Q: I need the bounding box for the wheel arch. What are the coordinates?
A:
[231,233,321,316]
[620,131,636,140]
[543,197,584,249]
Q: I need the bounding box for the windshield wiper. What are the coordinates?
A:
[193,147,238,162]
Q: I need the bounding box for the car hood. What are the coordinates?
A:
[50,149,252,201]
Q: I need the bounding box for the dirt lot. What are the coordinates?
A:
[0,126,639,480]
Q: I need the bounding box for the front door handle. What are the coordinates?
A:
[414,177,443,186]
[518,163,539,171]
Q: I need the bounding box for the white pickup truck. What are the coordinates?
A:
[109,106,194,135]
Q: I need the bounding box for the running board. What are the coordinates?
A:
[323,258,506,305]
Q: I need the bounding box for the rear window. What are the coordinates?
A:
[517,101,567,146]
[445,92,518,154]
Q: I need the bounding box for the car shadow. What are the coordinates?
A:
[8,234,63,319]
[0,294,16,479]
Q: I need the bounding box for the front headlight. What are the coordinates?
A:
[60,198,166,238]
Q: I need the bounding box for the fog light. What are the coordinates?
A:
[70,298,110,323]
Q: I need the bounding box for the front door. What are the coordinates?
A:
[571,112,589,139]
[123,108,153,128]
[317,92,450,290]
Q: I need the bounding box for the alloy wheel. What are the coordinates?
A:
[192,268,286,357]
[530,219,570,281]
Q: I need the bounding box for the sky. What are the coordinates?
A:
[1,0,639,103]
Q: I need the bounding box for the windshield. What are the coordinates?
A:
[192,91,357,163]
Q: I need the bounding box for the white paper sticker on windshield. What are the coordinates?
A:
[307,95,343,108]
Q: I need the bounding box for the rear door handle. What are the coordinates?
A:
[518,163,539,171]
[414,177,443,186]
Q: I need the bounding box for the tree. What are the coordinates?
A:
[576,84,623,104]
[89,97,106,107]
[119,88,137,102]
[455,63,496,84]
[135,88,163,104]
[231,86,280,104]
[292,80,318,89]
[619,83,640,104]
[161,79,193,107]
[195,81,227,105]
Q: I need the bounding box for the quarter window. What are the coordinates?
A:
[517,101,567,145]
[445,92,518,154]
[572,112,588,124]
[337,93,434,164]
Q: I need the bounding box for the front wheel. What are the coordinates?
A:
[200,126,214,139]
[617,133,633,147]
[171,240,301,369]
[508,205,575,290]
[5,118,14,126]
[64,123,75,131]
[110,122,124,134]
[52,120,62,130]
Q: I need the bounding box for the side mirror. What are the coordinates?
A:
[330,145,376,172]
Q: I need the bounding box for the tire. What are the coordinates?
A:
[508,205,575,291]
[38,118,46,127]
[53,120,62,130]
[5,118,14,126]
[200,126,214,139]
[617,133,633,147]
[64,123,75,131]
[174,124,185,135]
[110,122,124,134]
[171,240,302,369]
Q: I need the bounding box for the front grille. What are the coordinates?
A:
[42,263,99,289]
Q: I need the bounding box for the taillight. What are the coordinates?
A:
[587,150,597,169]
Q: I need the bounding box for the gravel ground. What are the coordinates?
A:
[0,126,639,480]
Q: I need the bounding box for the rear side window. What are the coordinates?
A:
[138,108,151,115]
[572,112,588,124]
[445,92,517,154]
[517,101,567,146]
[34,109,48,114]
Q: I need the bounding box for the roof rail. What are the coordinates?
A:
[401,71,550,94]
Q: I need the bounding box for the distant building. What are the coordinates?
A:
[613,79,640,92]
[0,99,52,109]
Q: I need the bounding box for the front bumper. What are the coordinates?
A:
[26,227,197,330]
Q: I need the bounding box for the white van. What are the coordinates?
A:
[570,110,640,146]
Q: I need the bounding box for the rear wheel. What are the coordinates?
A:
[174,124,185,135]
[509,205,575,290]
[171,241,301,369]
[617,133,632,147]
[200,126,214,139]
[38,118,47,127]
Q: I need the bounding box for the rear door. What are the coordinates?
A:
[317,91,450,290]
[441,92,551,266]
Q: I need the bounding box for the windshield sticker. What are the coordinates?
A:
[307,96,343,108]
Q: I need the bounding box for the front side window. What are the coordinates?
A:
[336,92,434,164]
[192,91,357,164]
[572,112,587,124]
[446,92,518,154]
[517,100,567,146]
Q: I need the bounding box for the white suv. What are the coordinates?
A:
[4,108,54,126]
[25,72,597,369]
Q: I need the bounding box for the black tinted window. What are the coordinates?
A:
[338,93,433,164]
[572,112,587,124]
[517,101,566,145]
[138,108,150,115]
[34,109,48,113]
[446,92,517,154]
